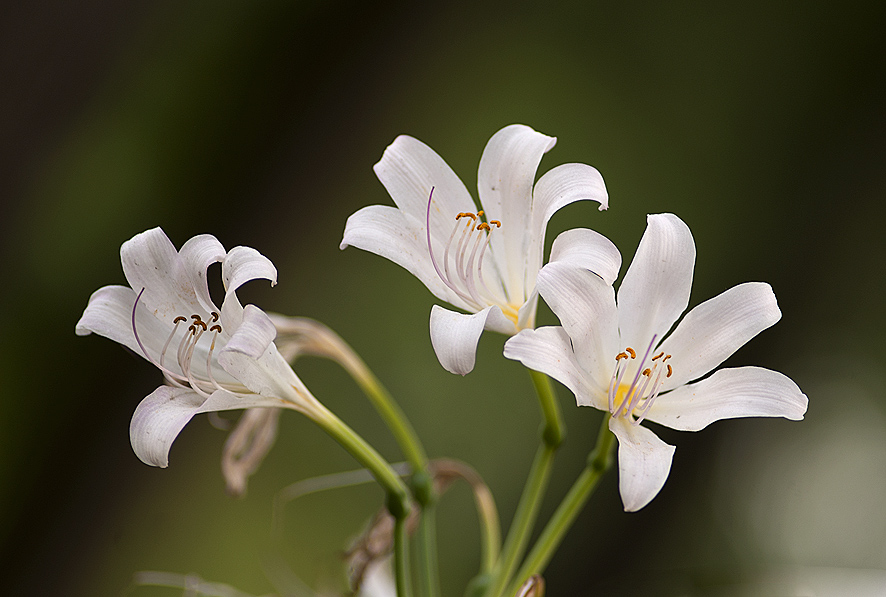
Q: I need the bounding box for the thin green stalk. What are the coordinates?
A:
[416,502,441,597]
[505,415,616,596]
[484,370,565,597]
[394,515,413,597]
[484,444,556,597]
[528,369,564,448]
[312,403,411,520]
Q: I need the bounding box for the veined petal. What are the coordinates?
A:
[373,134,477,245]
[429,304,506,375]
[121,227,196,320]
[130,385,283,467]
[617,213,695,351]
[658,282,782,389]
[340,204,469,309]
[223,304,277,359]
[645,366,808,432]
[75,285,170,358]
[609,417,676,512]
[223,246,277,294]
[536,262,619,393]
[218,334,311,409]
[504,327,604,410]
[177,234,227,313]
[477,125,556,301]
[526,163,609,291]
[549,228,621,285]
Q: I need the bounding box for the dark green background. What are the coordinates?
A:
[2,1,885,595]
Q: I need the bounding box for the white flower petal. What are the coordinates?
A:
[617,213,696,351]
[549,228,621,285]
[177,234,227,313]
[645,366,808,432]
[524,163,609,296]
[340,204,468,309]
[75,285,170,358]
[477,124,556,301]
[503,327,603,409]
[223,304,277,359]
[222,246,277,293]
[121,227,197,319]
[372,134,477,245]
[536,262,619,393]
[429,304,504,375]
[609,417,676,512]
[658,282,782,389]
[130,385,282,467]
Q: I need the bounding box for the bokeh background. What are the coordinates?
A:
[2,1,886,596]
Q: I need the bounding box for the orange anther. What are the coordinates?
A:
[642,368,651,377]
[652,351,665,361]
[666,364,673,378]
[173,316,187,324]
[489,220,501,228]
[626,347,636,359]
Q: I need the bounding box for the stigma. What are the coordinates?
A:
[608,335,673,425]
[426,187,516,322]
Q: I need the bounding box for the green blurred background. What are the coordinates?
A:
[2,1,885,595]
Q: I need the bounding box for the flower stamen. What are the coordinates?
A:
[425,187,513,319]
[609,335,673,423]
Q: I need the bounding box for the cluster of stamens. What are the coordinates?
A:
[131,288,245,397]
[607,335,673,425]
[426,187,512,317]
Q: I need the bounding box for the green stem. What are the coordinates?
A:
[485,444,556,597]
[394,515,413,597]
[505,415,616,596]
[312,402,411,520]
[416,502,440,597]
[528,369,565,449]
[484,369,565,597]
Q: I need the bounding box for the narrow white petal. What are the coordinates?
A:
[223,305,277,358]
[617,213,696,351]
[477,125,556,301]
[549,228,621,285]
[532,162,609,223]
[75,285,170,358]
[645,366,808,432]
[504,327,604,410]
[177,234,227,313]
[222,246,277,293]
[130,386,283,467]
[340,204,469,309]
[373,134,477,245]
[121,227,194,319]
[658,282,782,389]
[536,262,619,393]
[609,417,676,512]
[218,330,314,410]
[429,304,503,375]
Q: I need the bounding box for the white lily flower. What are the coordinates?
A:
[341,124,611,375]
[76,227,326,467]
[504,213,808,511]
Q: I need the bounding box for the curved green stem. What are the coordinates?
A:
[311,402,411,520]
[505,415,616,596]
